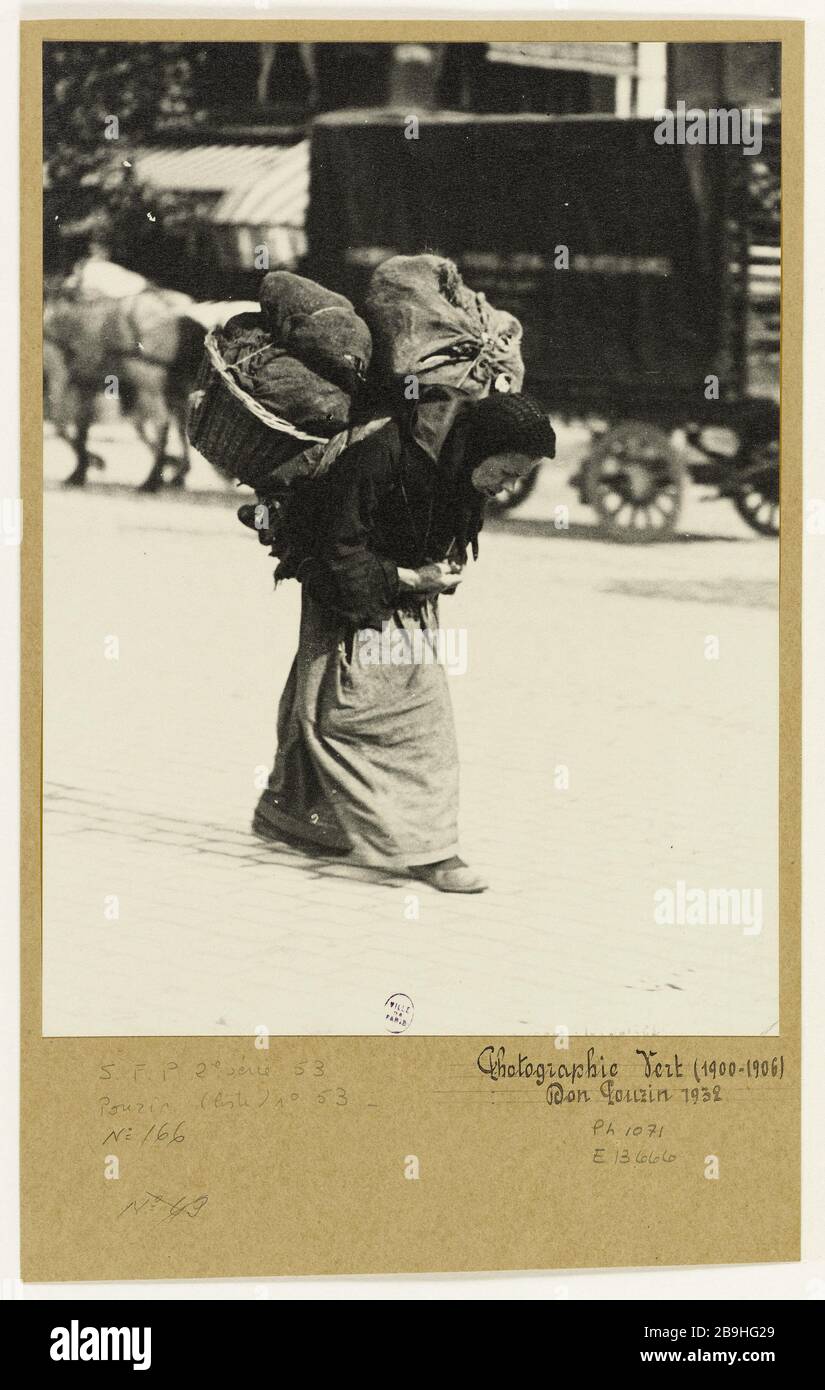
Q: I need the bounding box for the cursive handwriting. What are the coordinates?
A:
[118,1191,208,1224]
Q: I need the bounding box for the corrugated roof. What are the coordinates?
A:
[211,140,309,228]
[133,142,301,196]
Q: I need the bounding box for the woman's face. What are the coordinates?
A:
[471,451,538,499]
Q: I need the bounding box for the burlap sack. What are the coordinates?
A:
[259,270,372,396]
[364,254,525,396]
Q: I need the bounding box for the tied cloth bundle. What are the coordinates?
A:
[219,311,354,437]
[259,270,372,398]
[364,253,525,397]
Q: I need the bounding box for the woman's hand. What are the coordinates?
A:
[398,560,464,594]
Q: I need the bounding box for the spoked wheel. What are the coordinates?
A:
[486,463,541,514]
[730,440,779,536]
[583,421,684,542]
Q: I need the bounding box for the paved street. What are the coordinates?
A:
[42,424,778,1036]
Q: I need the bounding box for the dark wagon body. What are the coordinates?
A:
[307,110,780,539]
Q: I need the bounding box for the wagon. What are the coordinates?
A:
[307,110,780,540]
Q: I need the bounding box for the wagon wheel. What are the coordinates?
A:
[730,439,779,537]
[583,421,684,543]
[486,462,541,514]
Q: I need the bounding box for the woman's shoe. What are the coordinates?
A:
[407,859,488,893]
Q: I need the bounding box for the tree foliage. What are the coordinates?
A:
[43,42,205,272]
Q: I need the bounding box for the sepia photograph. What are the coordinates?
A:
[40,36,781,1038]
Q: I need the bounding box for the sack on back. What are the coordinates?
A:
[259,270,372,397]
[364,254,525,397]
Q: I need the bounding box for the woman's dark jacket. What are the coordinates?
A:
[301,396,483,629]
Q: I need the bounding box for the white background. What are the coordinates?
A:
[1,0,822,1300]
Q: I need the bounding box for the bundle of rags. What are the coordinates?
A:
[259,270,372,398]
[363,254,525,399]
[221,274,388,573]
[191,271,375,494]
[219,311,353,440]
[220,270,373,452]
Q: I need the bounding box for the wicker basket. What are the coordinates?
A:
[186,327,331,489]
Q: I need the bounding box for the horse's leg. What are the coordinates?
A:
[164,316,204,489]
[134,418,153,450]
[131,364,174,492]
[134,319,204,491]
[168,399,191,488]
[63,392,96,486]
[137,416,170,492]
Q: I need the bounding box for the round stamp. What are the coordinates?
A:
[384,993,414,1034]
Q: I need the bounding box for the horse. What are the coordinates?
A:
[43,276,208,491]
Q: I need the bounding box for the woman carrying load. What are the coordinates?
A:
[253,387,556,893]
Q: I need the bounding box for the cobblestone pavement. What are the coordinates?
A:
[42,425,778,1036]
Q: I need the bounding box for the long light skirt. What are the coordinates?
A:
[254,592,460,867]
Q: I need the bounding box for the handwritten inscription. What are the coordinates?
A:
[476,1045,785,1109]
[96,1056,348,1149]
[102,1120,186,1149]
[592,1120,677,1166]
[118,1191,208,1223]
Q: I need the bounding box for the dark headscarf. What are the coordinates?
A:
[405,386,556,564]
